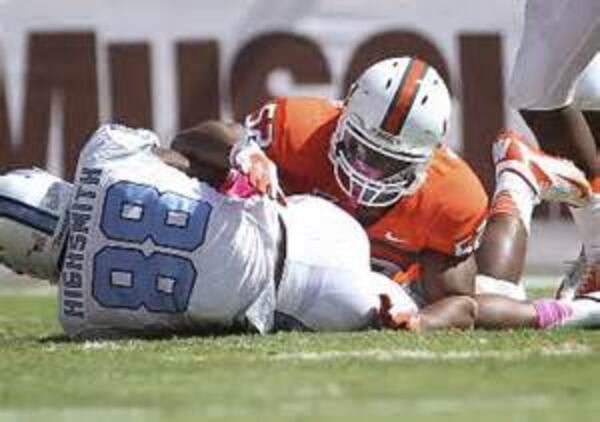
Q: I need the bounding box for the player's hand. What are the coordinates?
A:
[231,141,285,203]
[378,294,421,332]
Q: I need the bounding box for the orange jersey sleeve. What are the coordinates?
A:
[243,97,343,195]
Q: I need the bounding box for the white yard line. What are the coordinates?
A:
[272,344,591,362]
[0,408,161,422]
[0,286,56,296]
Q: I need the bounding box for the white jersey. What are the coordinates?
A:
[509,0,600,110]
[59,124,281,338]
[276,195,417,331]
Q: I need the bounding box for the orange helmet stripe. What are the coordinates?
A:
[381,58,428,135]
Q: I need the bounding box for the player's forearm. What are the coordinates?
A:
[415,296,478,331]
[472,293,537,329]
[420,252,478,304]
[170,120,243,185]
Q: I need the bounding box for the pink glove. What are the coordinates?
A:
[219,169,260,198]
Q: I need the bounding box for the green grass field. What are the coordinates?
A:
[2,287,600,422]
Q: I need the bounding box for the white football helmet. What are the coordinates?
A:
[0,167,73,282]
[329,56,451,207]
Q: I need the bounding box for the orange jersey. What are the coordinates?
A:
[244,96,489,281]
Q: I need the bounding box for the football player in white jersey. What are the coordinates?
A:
[507,0,600,296]
[0,124,478,339]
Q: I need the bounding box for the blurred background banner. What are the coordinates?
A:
[0,0,584,273]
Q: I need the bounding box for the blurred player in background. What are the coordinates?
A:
[507,0,600,297]
[0,124,478,339]
[173,56,489,311]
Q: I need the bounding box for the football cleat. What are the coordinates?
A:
[562,291,600,329]
[492,130,592,207]
[556,249,587,300]
[555,248,600,300]
[573,264,600,298]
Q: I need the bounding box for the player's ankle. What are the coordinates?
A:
[532,299,573,329]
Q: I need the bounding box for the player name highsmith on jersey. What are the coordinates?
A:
[60,166,103,320]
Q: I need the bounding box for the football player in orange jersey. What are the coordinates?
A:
[172,56,489,314]
[172,55,600,331]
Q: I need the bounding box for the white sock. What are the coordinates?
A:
[476,275,527,301]
[491,170,539,233]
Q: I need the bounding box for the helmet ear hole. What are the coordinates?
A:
[0,168,73,281]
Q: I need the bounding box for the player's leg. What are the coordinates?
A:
[520,53,599,182]
[583,110,600,149]
[276,264,478,332]
[374,275,479,332]
[475,214,528,297]
[475,131,591,298]
[509,1,600,294]
[475,292,600,330]
[277,195,476,332]
[522,50,600,179]
[509,0,600,180]
[475,132,535,299]
[277,268,420,332]
[411,295,478,331]
[555,57,600,298]
[474,294,537,329]
[510,0,600,181]
[521,107,598,179]
[509,0,600,112]
[274,195,375,331]
[577,55,600,151]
